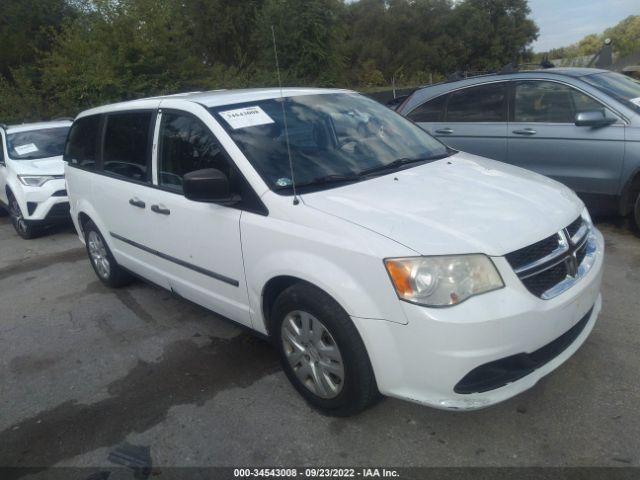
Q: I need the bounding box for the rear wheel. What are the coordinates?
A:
[634,192,640,232]
[272,283,379,416]
[9,194,40,239]
[84,220,134,288]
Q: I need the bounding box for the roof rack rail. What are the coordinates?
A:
[498,58,555,74]
[445,69,495,83]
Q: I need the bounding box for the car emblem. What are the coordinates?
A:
[565,254,579,277]
[560,229,581,278]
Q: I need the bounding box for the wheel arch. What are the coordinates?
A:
[261,276,337,336]
[620,167,640,216]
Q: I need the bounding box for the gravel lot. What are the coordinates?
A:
[0,215,639,476]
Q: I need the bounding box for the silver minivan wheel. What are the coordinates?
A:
[87,230,111,280]
[281,310,345,399]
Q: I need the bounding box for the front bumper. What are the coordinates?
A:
[20,179,69,223]
[352,228,604,410]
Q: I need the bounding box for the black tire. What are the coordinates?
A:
[8,194,40,239]
[272,282,380,416]
[634,193,640,232]
[83,219,134,288]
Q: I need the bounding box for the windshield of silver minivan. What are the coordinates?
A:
[210,93,450,192]
[583,72,640,113]
[7,127,70,160]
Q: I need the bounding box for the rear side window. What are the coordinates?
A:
[158,111,235,193]
[407,95,447,122]
[65,115,101,170]
[445,83,507,122]
[103,111,152,182]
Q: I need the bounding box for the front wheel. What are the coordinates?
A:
[84,220,134,288]
[9,195,40,239]
[272,283,379,416]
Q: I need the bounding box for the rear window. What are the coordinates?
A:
[407,95,446,123]
[7,127,70,160]
[103,111,153,182]
[65,116,101,170]
[445,83,507,122]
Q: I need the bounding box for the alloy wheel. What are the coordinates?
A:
[87,231,111,280]
[281,310,345,399]
[9,198,27,235]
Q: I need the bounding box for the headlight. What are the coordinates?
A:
[18,175,62,187]
[384,254,504,307]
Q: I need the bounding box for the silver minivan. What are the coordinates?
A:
[397,68,640,227]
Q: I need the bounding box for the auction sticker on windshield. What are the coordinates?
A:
[219,106,275,130]
[14,143,39,156]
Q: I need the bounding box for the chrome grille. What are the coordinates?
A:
[506,216,595,299]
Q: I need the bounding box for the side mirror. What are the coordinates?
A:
[183,168,236,203]
[574,110,617,127]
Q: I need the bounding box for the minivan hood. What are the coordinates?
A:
[302,152,583,256]
[10,156,65,175]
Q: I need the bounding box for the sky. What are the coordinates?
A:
[529,0,639,52]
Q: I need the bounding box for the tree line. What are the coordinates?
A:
[0,0,538,123]
[542,15,640,61]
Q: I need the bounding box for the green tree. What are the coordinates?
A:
[0,0,74,84]
[447,0,538,71]
[605,15,640,58]
[40,0,212,113]
[256,0,346,84]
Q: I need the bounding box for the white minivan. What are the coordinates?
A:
[0,120,72,238]
[65,89,604,415]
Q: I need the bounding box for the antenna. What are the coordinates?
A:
[271,25,299,206]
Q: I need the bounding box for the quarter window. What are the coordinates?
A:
[407,95,446,122]
[64,115,101,170]
[103,112,152,182]
[514,81,609,123]
[158,112,234,193]
[445,83,507,122]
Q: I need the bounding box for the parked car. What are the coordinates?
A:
[397,68,640,227]
[0,120,72,238]
[65,88,603,415]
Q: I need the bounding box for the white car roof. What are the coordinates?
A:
[5,120,72,134]
[76,87,354,119]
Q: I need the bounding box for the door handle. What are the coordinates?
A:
[435,128,454,134]
[151,204,170,215]
[512,128,537,135]
[129,198,145,208]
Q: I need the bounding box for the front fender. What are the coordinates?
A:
[246,248,410,335]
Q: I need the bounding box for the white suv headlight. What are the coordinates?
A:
[18,175,63,187]
[384,254,504,307]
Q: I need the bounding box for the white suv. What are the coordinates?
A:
[65,89,604,415]
[0,120,72,238]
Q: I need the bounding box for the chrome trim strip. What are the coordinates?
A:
[514,233,568,275]
[518,254,568,280]
[540,234,597,300]
[570,223,588,245]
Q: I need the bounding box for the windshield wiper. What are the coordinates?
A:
[274,173,360,190]
[357,152,452,177]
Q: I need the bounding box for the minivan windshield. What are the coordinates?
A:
[210,93,450,193]
[582,72,640,113]
[7,127,70,160]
